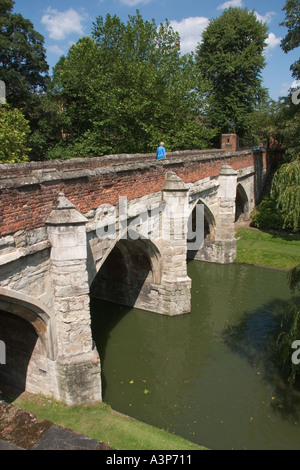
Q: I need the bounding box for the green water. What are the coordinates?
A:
[91,261,300,450]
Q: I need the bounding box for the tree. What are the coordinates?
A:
[47,11,214,159]
[28,94,66,161]
[280,0,300,80]
[271,158,300,232]
[0,0,49,120]
[277,262,300,385]
[287,263,300,293]
[271,94,300,160]
[195,7,269,138]
[250,95,300,233]
[244,97,278,147]
[49,36,102,141]
[0,104,30,163]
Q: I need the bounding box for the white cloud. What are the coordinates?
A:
[265,32,281,50]
[119,0,151,6]
[41,8,86,41]
[263,32,281,58]
[217,0,243,10]
[255,11,277,24]
[170,17,210,54]
[47,45,64,55]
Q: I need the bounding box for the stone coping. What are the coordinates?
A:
[0,149,254,190]
[0,148,225,172]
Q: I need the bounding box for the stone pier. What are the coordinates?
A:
[189,164,238,264]
[157,171,191,315]
[46,194,101,405]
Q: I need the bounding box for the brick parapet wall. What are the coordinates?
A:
[0,149,267,236]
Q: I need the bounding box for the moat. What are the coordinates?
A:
[91,260,300,450]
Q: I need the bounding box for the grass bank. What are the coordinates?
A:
[235,226,300,270]
[12,393,205,451]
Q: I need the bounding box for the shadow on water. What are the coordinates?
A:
[90,298,133,397]
[89,261,300,449]
[221,296,300,421]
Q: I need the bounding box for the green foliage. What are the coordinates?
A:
[0,0,49,119]
[195,7,269,138]
[251,196,286,231]
[46,12,215,159]
[276,260,300,386]
[287,264,300,293]
[251,159,300,234]
[28,95,69,161]
[271,159,300,232]
[271,95,300,160]
[280,0,300,80]
[166,120,216,151]
[0,104,30,163]
[243,98,278,148]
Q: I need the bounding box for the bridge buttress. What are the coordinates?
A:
[46,193,101,405]
[214,164,238,264]
[157,171,192,315]
[190,164,238,264]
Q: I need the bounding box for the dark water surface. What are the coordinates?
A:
[91,261,300,450]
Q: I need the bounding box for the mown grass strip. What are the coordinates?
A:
[235,227,300,270]
[13,393,206,451]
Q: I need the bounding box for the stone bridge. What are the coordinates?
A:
[0,135,269,405]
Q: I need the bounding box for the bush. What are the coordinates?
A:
[251,196,285,231]
[0,105,30,163]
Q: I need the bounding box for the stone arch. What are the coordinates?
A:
[90,231,163,309]
[187,199,216,259]
[0,289,55,396]
[235,183,250,221]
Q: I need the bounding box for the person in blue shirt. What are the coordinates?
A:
[156,142,166,159]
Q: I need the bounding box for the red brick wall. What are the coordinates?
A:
[0,150,266,236]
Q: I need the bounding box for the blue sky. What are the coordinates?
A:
[12,0,300,101]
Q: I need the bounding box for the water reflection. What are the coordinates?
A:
[91,261,300,450]
[222,296,300,423]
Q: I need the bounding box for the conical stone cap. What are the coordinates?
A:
[46,192,88,225]
[163,171,188,191]
[219,164,237,176]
